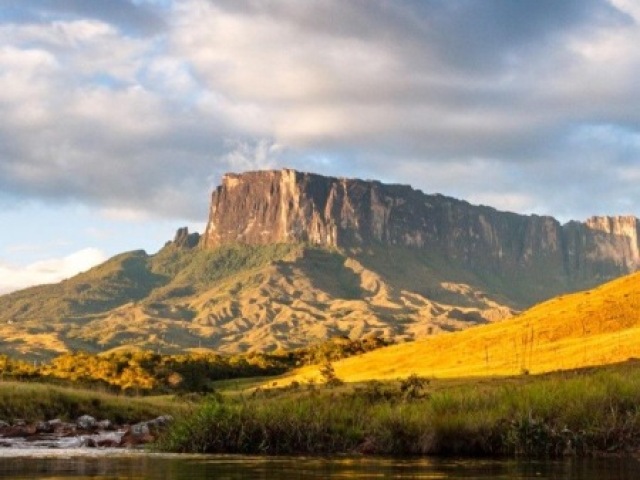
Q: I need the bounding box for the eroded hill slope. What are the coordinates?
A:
[282,270,640,383]
[0,241,512,359]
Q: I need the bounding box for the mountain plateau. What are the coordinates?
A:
[1,169,638,359]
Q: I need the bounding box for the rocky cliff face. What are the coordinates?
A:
[203,169,640,305]
[170,227,200,249]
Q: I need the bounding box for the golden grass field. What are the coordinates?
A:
[280,270,640,384]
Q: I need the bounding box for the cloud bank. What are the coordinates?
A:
[1,0,639,221]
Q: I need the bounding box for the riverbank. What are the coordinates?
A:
[157,363,640,457]
[0,382,182,449]
[0,381,180,423]
[0,413,174,448]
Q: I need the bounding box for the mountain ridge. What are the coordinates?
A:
[0,241,511,359]
[1,168,639,359]
[203,169,640,305]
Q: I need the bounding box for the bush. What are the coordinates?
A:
[158,366,640,457]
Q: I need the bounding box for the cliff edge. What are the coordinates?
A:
[203,169,640,305]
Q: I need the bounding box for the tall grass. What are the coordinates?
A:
[158,367,640,457]
[0,382,180,423]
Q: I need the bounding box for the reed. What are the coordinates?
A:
[158,366,640,457]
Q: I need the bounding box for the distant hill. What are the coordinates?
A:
[282,269,640,383]
[0,239,512,359]
[1,168,640,359]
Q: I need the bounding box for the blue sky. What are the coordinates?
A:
[1,0,640,293]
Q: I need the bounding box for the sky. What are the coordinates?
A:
[1,0,640,293]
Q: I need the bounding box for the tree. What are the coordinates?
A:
[399,374,430,401]
[319,361,343,387]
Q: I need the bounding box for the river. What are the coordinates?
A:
[0,449,638,479]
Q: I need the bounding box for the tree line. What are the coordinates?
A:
[0,335,391,394]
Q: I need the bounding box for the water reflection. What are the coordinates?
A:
[0,451,638,479]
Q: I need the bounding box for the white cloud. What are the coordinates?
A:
[0,0,639,224]
[222,139,283,172]
[0,19,223,218]
[609,0,640,21]
[99,207,151,222]
[5,20,116,48]
[170,0,637,156]
[0,248,108,295]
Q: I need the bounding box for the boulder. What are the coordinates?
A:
[76,415,98,430]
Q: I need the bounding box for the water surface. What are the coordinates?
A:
[0,449,638,479]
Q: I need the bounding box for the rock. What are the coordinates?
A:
[97,419,113,430]
[130,423,150,437]
[0,417,133,449]
[76,415,97,430]
[119,423,153,447]
[93,435,122,448]
[3,424,35,437]
[202,169,640,305]
[172,227,200,249]
[118,416,173,447]
[35,421,54,433]
[84,434,122,448]
[147,415,174,429]
[47,419,65,432]
[0,420,9,429]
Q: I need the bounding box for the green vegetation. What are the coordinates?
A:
[288,335,392,365]
[0,243,301,324]
[0,336,389,394]
[158,363,640,457]
[0,243,302,358]
[0,351,288,394]
[0,335,394,426]
[299,248,363,300]
[283,268,640,384]
[0,381,178,423]
[148,243,300,299]
[1,251,163,322]
[0,239,520,359]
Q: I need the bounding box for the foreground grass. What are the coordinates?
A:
[0,382,181,423]
[158,364,640,457]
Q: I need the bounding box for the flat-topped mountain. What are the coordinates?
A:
[204,169,640,305]
[0,169,639,359]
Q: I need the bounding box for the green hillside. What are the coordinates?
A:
[0,240,513,360]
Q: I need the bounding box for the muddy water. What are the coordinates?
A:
[0,450,639,479]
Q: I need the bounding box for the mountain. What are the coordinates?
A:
[0,239,511,359]
[204,169,640,306]
[281,268,640,383]
[0,168,639,359]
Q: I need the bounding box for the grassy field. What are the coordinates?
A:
[277,271,640,384]
[158,362,640,457]
[0,381,181,423]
